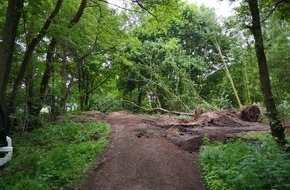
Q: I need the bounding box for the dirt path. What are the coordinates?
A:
[81,111,270,190]
[82,112,206,190]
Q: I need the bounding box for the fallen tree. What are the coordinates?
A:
[123,100,194,116]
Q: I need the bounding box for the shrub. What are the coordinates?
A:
[200,136,290,190]
[0,119,110,190]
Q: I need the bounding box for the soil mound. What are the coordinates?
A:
[196,110,249,128]
[159,110,269,152]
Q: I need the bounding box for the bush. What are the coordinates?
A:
[200,135,290,190]
[0,119,110,190]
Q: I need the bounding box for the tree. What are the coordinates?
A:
[0,0,24,105]
[246,0,287,146]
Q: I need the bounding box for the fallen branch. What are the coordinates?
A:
[123,100,194,116]
[214,40,242,110]
[145,107,194,116]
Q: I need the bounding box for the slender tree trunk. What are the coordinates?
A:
[26,63,42,130]
[0,0,24,107]
[137,81,143,108]
[38,38,57,107]
[84,69,90,109]
[27,38,57,128]
[215,41,242,109]
[79,66,88,110]
[247,0,287,146]
[79,70,85,110]
[60,46,68,113]
[59,46,75,113]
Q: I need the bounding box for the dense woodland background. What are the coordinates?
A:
[0,0,289,143]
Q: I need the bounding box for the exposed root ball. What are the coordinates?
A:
[240,105,261,122]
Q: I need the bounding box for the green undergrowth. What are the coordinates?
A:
[200,133,290,190]
[0,119,110,190]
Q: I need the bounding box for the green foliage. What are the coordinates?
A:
[0,120,110,190]
[277,94,290,119]
[130,0,181,35]
[118,37,209,112]
[200,136,290,190]
[89,94,123,113]
[117,3,241,112]
[265,20,290,118]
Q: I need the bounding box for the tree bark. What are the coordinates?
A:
[60,45,69,113]
[0,0,24,105]
[247,0,287,146]
[68,0,87,28]
[137,81,143,108]
[26,63,43,131]
[39,38,57,106]
[27,38,57,128]
[59,45,75,113]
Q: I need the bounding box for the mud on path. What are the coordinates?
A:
[80,111,270,190]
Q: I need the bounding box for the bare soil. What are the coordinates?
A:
[79,110,270,190]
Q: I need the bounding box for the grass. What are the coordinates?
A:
[0,119,110,190]
[200,133,290,190]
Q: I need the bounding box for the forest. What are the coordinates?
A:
[1,0,289,142]
[0,0,290,189]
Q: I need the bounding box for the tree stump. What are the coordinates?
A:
[240,105,261,122]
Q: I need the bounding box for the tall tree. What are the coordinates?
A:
[246,0,287,146]
[0,0,24,105]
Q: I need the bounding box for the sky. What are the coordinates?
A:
[185,0,238,18]
[108,0,238,18]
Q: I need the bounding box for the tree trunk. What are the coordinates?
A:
[60,46,68,113]
[27,38,57,129]
[247,0,287,146]
[26,64,42,131]
[0,0,24,106]
[137,81,143,108]
[68,0,87,28]
[60,45,75,113]
[38,38,57,107]
[78,65,89,110]
[84,69,90,109]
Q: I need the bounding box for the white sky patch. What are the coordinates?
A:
[107,0,124,9]
[184,0,239,18]
[107,0,238,18]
